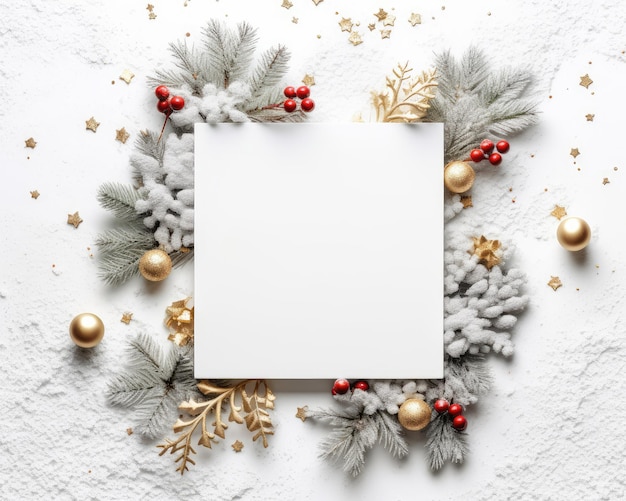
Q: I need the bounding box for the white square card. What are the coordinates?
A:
[194,123,443,379]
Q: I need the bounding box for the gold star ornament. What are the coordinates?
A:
[603,177,610,185]
[471,236,501,269]
[409,13,422,26]
[550,205,567,220]
[302,74,315,87]
[570,147,580,158]
[548,276,562,291]
[116,127,130,144]
[85,117,100,132]
[579,74,593,89]
[119,69,135,84]
[585,113,595,121]
[67,212,83,229]
[348,32,363,46]
[296,406,309,422]
[460,195,473,208]
[338,17,353,32]
[281,0,293,9]
[374,8,388,21]
[166,297,194,346]
[121,312,133,324]
[232,440,244,452]
[380,29,391,39]
[382,14,396,26]
[30,190,40,199]
[25,137,37,148]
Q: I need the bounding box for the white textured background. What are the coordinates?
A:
[2,1,626,499]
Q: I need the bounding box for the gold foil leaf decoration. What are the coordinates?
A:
[165,297,194,346]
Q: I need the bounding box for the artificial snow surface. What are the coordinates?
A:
[2,1,626,499]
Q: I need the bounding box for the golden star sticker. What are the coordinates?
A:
[471,236,501,269]
[338,17,353,32]
[579,74,593,89]
[603,177,610,185]
[67,211,83,229]
[296,406,309,422]
[548,276,562,291]
[368,23,376,31]
[585,113,595,121]
[409,13,422,26]
[121,312,133,324]
[119,69,135,84]
[302,74,315,87]
[85,117,100,132]
[550,205,567,220]
[460,195,473,208]
[380,29,391,39]
[312,0,323,5]
[382,14,396,26]
[348,31,363,46]
[30,190,40,199]
[374,8,388,21]
[116,127,130,144]
[570,147,580,158]
[232,440,244,452]
[281,0,293,9]
[25,137,37,148]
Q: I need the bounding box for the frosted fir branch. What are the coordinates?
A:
[248,45,290,106]
[96,226,155,285]
[425,355,493,406]
[97,182,146,223]
[425,414,469,470]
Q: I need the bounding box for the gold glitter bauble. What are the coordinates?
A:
[69,313,105,348]
[443,161,475,194]
[138,249,172,281]
[556,217,591,251]
[397,398,431,431]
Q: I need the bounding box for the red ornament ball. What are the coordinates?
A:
[489,152,503,166]
[170,95,185,111]
[433,399,450,414]
[296,85,310,99]
[157,100,172,114]
[452,415,468,431]
[332,378,350,395]
[480,139,495,154]
[155,85,170,101]
[284,86,297,98]
[352,380,369,392]
[496,140,510,153]
[300,98,315,112]
[284,99,297,113]
[448,403,463,417]
[469,149,485,163]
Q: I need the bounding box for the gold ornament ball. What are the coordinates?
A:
[443,161,476,194]
[397,398,432,431]
[557,217,591,251]
[69,313,105,348]
[138,249,172,281]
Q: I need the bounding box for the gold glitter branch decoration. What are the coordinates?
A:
[165,297,194,346]
[371,63,437,122]
[157,380,275,475]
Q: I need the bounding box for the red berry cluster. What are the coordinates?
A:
[434,399,467,431]
[155,85,185,115]
[469,139,510,166]
[283,85,315,113]
[332,378,369,395]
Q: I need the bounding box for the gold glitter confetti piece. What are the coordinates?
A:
[25,137,37,148]
[579,74,593,89]
[292,17,298,24]
[296,406,308,422]
[281,0,293,9]
[368,23,376,31]
[380,29,391,39]
[121,312,133,324]
[85,117,100,132]
[548,276,562,291]
[30,190,40,199]
[374,8,388,21]
[116,127,130,144]
[471,236,501,269]
[570,147,580,158]
[146,3,154,11]
[338,17,353,32]
[312,0,323,5]
[126,428,134,436]
[409,13,422,26]
[67,212,83,229]
[302,74,315,87]
[382,14,396,26]
[585,113,595,121]
[348,31,363,46]
[603,177,610,185]
[119,69,135,84]
[166,297,195,346]
[232,440,244,452]
[460,195,473,208]
[550,205,567,220]
[149,12,157,20]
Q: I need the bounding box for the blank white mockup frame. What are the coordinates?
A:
[194,123,443,379]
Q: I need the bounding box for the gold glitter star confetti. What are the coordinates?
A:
[30,190,40,199]
[380,29,391,39]
[149,12,157,20]
[115,127,130,144]
[85,117,100,132]
[579,74,593,89]
[338,17,353,32]
[550,205,567,220]
[409,13,422,26]
[348,31,363,46]
[374,8,388,21]
[121,312,133,324]
[281,0,293,9]
[119,69,135,84]
[368,23,376,31]
[296,406,308,422]
[460,195,473,208]
[548,276,562,291]
[232,440,244,452]
[471,236,501,269]
[603,177,610,185]
[570,147,580,158]
[585,113,595,121]
[126,428,134,436]
[312,0,323,5]
[166,297,194,346]
[382,14,396,26]
[24,137,37,148]
[302,74,315,87]
[292,17,298,24]
[146,3,154,11]
[67,211,83,229]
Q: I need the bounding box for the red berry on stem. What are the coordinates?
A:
[452,415,468,431]
[489,152,503,166]
[352,380,369,392]
[296,85,310,99]
[470,149,485,163]
[155,85,170,101]
[284,99,297,113]
[332,378,350,395]
[300,98,315,112]
[284,86,297,98]
[480,139,495,154]
[448,403,463,417]
[170,95,185,111]
[496,140,510,153]
[157,100,172,114]
[434,399,450,414]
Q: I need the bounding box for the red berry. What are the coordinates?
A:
[352,380,369,392]
[155,85,170,101]
[170,95,185,111]
[331,389,337,395]
[157,100,172,114]
[480,139,495,154]
[448,403,463,417]
[452,415,467,431]
[284,86,297,98]
[434,399,450,414]
[470,149,485,163]
[496,140,510,153]
[489,152,502,166]
[284,99,297,113]
[332,378,350,395]
[300,98,315,112]
[296,85,310,99]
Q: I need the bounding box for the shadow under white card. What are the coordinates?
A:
[194,123,443,379]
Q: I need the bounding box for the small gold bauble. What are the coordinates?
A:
[557,217,591,251]
[443,161,476,194]
[138,249,172,281]
[69,313,105,348]
[397,398,432,431]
